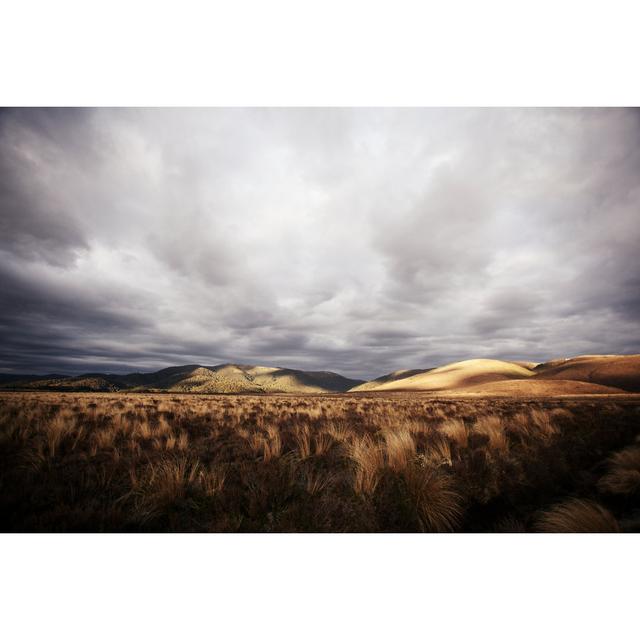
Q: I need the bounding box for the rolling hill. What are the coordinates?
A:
[532,355,640,392]
[0,363,363,394]
[349,368,431,392]
[2,354,639,396]
[351,354,640,395]
[446,378,626,396]
[350,359,534,392]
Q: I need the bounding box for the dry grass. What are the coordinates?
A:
[293,425,313,459]
[402,465,463,532]
[349,436,385,495]
[508,409,558,442]
[439,418,468,449]
[0,391,638,532]
[383,428,416,471]
[301,468,336,496]
[598,446,640,496]
[313,431,335,456]
[535,499,620,533]
[530,409,559,440]
[262,425,283,461]
[423,435,453,467]
[474,415,509,452]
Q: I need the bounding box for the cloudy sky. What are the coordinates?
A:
[0,108,639,379]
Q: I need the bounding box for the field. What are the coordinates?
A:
[1,391,639,532]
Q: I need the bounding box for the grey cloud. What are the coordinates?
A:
[0,108,638,379]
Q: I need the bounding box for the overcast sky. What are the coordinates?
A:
[1,107,639,378]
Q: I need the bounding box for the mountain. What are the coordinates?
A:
[0,363,363,394]
[3,355,639,395]
[349,359,534,392]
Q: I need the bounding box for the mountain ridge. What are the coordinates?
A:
[0,363,364,394]
[2,354,639,395]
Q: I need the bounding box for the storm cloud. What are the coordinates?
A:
[1,107,639,378]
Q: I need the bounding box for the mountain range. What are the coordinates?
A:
[0,363,363,394]
[1,354,639,395]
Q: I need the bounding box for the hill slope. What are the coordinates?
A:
[447,378,625,396]
[533,355,640,392]
[349,369,431,392]
[350,359,534,392]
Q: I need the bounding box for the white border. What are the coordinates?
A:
[1,0,639,105]
[2,533,638,639]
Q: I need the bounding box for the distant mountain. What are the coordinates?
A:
[0,363,363,394]
[0,374,122,392]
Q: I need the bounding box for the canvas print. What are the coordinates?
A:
[0,107,638,532]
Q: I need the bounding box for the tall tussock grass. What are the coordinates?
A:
[383,428,416,471]
[0,391,638,532]
[598,446,640,496]
[474,415,509,452]
[402,465,463,533]
[535,498,620,533]
[349,436,385,495]
[439,418,468,449]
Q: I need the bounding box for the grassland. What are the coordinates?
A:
[1,391,639,532]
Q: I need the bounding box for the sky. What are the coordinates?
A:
[0,107,639,379]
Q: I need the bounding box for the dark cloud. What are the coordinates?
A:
[0,108,638,378]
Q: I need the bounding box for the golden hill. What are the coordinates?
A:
[349,368,430,392]
[447,378,626,396]
[350,359,534,392]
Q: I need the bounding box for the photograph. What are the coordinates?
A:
[2,2,639,639]
[1,107,639,533]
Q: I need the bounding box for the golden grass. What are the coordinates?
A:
[140,457,201,504]
[313,431,335,456]
[530,409,559,440]
[402,465,463,532]
[383,428,416,471]
[598,446,640,496]
[1,391,638,532]
[198,464,227,497]
[293,425,312,459]
[262,425,283,461]
[508,409,558,442]
[45,410,77,457]
[474,415,509,451]
[349,436,385,495]
[439,418,468,448]
[325,422,350,443]
[535,499,620,533]
[423,435,453,467]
